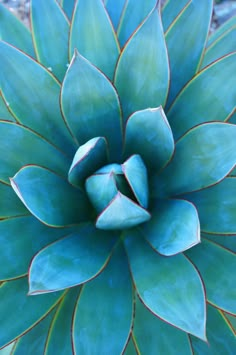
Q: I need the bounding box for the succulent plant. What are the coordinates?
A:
[0,0,236,353]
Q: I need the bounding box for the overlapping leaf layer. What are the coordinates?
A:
[0,0,235,353]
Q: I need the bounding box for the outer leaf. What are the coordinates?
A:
[0,3,34,56]
[0,182,28,218]
[124,230,206,340]
[124,107,174,171]
[69,0,120,80]
[31,0,70,81]
[151,123,236,197]
[186,239,236,314]
[190,305,235,355]
[122,155,149,209]
[123,337,137,355]
[183,178,236,234]
[165,0,213,108]
[142,199,200,256]
[0,278,63,349]
[72,244,133,355]
[161,0,189,32]
[61,51,123,162]
[224,313,236,332]
[45,288,81,355]
[117,0,156,48]
[202,234,236,253]
[29,224,117,293]
[0,92,15,121]
[0,41,75,157]
[68,137,108,187]
[60,0,75,20]
[201,25,236,69]
[0,216,77,281]
[167,53,236,140]
[104,0,126,31]
[207,15,236,47]
[12,309,56,355]
[11,165,90,227]
[0,121,70,184]
[133,295,192,355]
[96,192,151,230]
[114,5,169,123]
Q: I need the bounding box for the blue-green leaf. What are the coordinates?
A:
[68,137,108,187]
[186,239,236,314]
[45,288,80,355]
[60,0,74,20]
[114,5,169,122]
[72,244,133,354]
[123,337,137,355]
[31,0,70,81]
[183,178,236,234]
[69,0,120,80]
[29,224,117,293]
[104,0,126,31]
[0,3,34,56]
[133,294,193,355]
[0,216,76,281]
[167,53,236,140]
[161,0,189,32]
[207,15,236,48]
[0,182,28,218]
[142,199,200,255]
[0,92,15,121]
[0,41,76,157]
[11,165,90,227]
[12,309,56,355]
[122,155,149,209]
[117,0,156,48]
[96,192,151,230]
[124,107,174,171]
[0,278,63,349]
[61,51,123,162]
[165,0,213,108]
[190,305,235,355]
[202,233,236,253]
[0,121,70,184]
[124,230,206,340]
[151,123,236,197]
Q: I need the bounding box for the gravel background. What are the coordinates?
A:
[1,0,236,30]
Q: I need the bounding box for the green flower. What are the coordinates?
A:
[0,0,235,353]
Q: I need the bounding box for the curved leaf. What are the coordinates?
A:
[0,3,34,56]
[183,178,236,234]
[45,288,80,355]
[96,192,151,230]
[0,41,76,157]
[190,305,235,355]
[124,230,206,340]
[161,0,189,32]
[186,239,236,314]
[133,294,193,355]
[142,199,200,256]
[68,137,108,187]
[104,0,126,31]
[12,309,56,355]
[29,224,117,293]
[202,234,236,253]
[114,5,169,122]
[60,0,75,20]
[151,123,236,197]
[11,165,90,227]
[69,0,120,80]
[124,107,174,172]
[122,155,149,209]
[61,51,123,162]
[207,15,236,47]
[72,244,133,354]
[31,0,70,81]
[0,92,15,121]
[167,53,236,140]
[165,0,213,108]
[117,0,156,48]
[123,337,137,355]
[0,216,76,281]
[0,277,63,349]
[0,182,28,218]
[0,121,70,183]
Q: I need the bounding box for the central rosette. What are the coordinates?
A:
[68,137,151,230]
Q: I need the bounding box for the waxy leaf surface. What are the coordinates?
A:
[0,182,28,218]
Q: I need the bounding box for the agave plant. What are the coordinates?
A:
[0,0,235,353]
